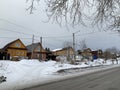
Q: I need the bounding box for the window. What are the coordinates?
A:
[36,46,41,51]
[16,52,20,55]
[15,43,21,47]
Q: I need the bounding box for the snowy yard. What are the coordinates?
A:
[0,59,120,90]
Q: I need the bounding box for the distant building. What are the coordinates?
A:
[82,48,92,57]
[26,42,46,60]
[81,48,103,60]
[52,47,74,58]
[81,48,92,60]
[92,49,103,59]
[2,39,27,60]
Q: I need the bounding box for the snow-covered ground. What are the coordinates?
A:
[0,59,120,90]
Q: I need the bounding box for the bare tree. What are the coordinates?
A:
[79,39,87,50]
[63,41,72,48]
[106,47,119,54]
[103,47,119,64]
[63,41,73,62]
[27,0,120,30]
[26,0,40,14]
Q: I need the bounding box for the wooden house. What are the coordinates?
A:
[82,48,92,56]
[52,47,74,56]
[2,39,27,60]
[81,48,93,61]
[81,48,103,60]
[26,42,46,60]
[91,49,103,59]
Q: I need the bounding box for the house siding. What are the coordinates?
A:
[7,49,27,57]
[53,47,74,56]
[2,39,27,60]
[26,43,46,60]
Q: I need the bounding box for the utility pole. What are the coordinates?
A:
[40,37,42,60]
[66,42,70,61]
[72,30,80,61]
[40,37,42,45]
[31,34,34,59]
[73,33,75,61]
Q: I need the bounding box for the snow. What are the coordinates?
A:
[0,59,120,90]
[52,48,62,52]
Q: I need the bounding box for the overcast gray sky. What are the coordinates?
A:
[0,0,120,50]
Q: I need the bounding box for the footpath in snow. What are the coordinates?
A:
[0,59,120,90]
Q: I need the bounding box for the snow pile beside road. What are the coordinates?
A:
[0,59,119,90]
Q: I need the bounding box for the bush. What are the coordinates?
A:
[0,76,6,83]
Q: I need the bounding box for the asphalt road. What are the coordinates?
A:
[22,66,120,90]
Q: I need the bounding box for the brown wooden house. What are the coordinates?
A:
[2,39,27,60]
[82,48,92,57]
[26,42,46,60]
[81,48,103,60]
[52,47,74,56]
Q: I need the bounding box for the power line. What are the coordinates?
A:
[0,36,32,39]
[42,35,72,38]
[0,24,70,39]
[0,18,101,39]
[0,18,36,32]
[43,42,61,49]
[0,27,33,36]
[76,31,103,37]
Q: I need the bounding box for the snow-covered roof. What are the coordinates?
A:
[52,48,62,52]
[52,47,73,52]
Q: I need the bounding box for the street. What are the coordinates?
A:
[22,66,120,90]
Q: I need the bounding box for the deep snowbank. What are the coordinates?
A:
[0,59,119,90]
